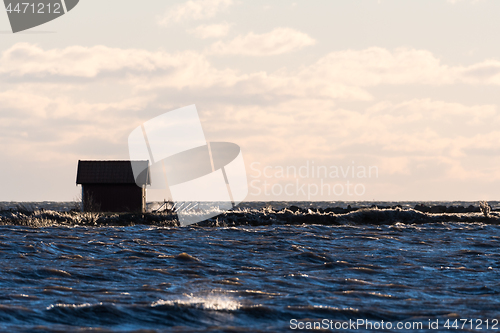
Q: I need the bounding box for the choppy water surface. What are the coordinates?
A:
[1,220,500,332]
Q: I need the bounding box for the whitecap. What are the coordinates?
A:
[152,295,241,311]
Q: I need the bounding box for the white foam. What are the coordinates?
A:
[152,295,241,311]
[46,302,98,310]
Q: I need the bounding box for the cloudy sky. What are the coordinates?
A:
[1,0,500,202]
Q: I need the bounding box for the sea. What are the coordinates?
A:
[0,201,499,332]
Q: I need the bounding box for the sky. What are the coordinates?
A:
[1,0,500,202]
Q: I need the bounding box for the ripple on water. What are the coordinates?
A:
[1,222,500,332]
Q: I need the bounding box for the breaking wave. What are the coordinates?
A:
[0,203,497,227]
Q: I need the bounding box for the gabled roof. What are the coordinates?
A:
[76,160,150,185]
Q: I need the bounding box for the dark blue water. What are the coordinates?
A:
[1,221,500,332]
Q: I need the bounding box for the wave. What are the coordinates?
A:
[0,204,497,227]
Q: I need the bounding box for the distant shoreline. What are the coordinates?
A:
[1,200,499,212]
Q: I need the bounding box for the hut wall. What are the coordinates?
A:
[82,184,144,213]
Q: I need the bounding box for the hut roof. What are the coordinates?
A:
[76,160,150,186]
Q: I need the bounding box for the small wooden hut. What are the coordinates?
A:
[76,160,150,213]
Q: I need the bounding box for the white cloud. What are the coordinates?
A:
[0,43,370,101]
[303,47,455,86]
[4,43,500,103]
[200,97,500,191]
[1,45,500,146]
[300,47,500,87]
[158,0,232,26]
[0,43,218,81]
[188,22,232,39]
[208,28,316,56]
[3,43,500,199]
